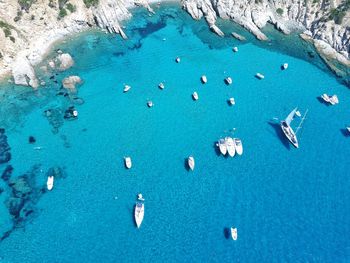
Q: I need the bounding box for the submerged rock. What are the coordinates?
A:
[28,136,36,144]
[62,75,82,92]
[57,53,74,71]
[1,165,13,182]
[0,128,11,164]
[43,108,64,134]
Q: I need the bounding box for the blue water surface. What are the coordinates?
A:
[0,4,349,263]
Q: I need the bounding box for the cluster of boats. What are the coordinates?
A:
[217,137,243,157]
[321,94,339,105]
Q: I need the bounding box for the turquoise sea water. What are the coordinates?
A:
[0,4,349,262]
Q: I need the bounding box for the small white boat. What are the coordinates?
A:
[295,110,301,117]
[282,63,288,70]
[123,85,131,93]
[134,202,144,228]
[175,57,180,63]
[72,110,78,117]
[138,193,145,201]
[228,97,235,105]
[192,92,199,101]
[347,127,350,133]
[47,176,54,191]
[147,101,154,107]
[234,138,243,155]
[218,139,227,155]
[158,82,165,90]
[232,47,238,52]
[321,93,331,103]
[124,157,132,169]
[225,77,232,85]
[329,95,339,105]
[201,75,207,84]
[231,227,237,240]
[256,73,265,79]
[188,156,195,171]
[225,137,236,157]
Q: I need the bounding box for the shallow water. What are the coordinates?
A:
[0,4,349,262]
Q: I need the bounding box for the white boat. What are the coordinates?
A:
[228,97,235,105]
[231,227,237,240]
[47,176,54,191]
[225,137,236,157]
[225,77,232,85]
[321,93,331,103]
[147,101,153,107]
[72,110,78,117]
[123,85,131,93]
[134,202,144,228]
[175,57,180,63]
[234,138,243,155]
[188,156,195,171]
[218,139,227,155]
[329,95,339,105]
[158,82,165,90]
[282,63,288,70]
[201,75,207,84]
[256,73,264,79]
[232,47,238,52]
[280,108,300,148]
[347,127,350,133]
[192,92,199,101]
[124,157,132,169]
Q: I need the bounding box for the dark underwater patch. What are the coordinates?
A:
[0,128,11,164]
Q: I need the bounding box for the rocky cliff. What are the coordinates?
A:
[0,0,349,87]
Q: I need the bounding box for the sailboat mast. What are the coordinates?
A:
[296,109,309,134]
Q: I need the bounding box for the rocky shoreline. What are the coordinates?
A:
[0,0,349,87]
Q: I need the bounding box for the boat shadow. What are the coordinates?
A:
[213,142,221,156]
[340,129,350,137]
[316,96,329,106]
[223,227,231,239]
[183,158,190,171]
[267,121,291,150]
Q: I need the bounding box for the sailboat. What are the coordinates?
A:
[280,108,308,148]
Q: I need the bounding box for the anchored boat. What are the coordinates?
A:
[188,156,195,171]
[231,227,238,240]
[280,108,308,148]
[124,157,132,169]
[225,137,236,157]
[47,176,54,191]
[234,138,243,155]
[134,196,145,228]
[192,92,199,101]
[218,139,227,155]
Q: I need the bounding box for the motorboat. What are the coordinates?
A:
[188,156,195,171]
[175,57,180,63]
[228,97,235,105]
[282,63,288,70]
[158,82,165,90]
[124,157,132,169]
[234,138,243,155]
[192,92,199,101]
[147,101,154,107]
[47,175,54,191]
[225,77,232,85]
[123,85,131,93]
[232,47,238,52]
[225,137,236,157]
[218,139,227,155]
[201,75,207,84]
[321,94,331,103]
[72,110,78,117]
[231,227,237,240]
[256,73,265,79]
[134,202,144,228]
[347,127,350,133]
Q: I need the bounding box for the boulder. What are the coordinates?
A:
[12,55,39,88]
[62,75,82,91]
[57,53,74,71]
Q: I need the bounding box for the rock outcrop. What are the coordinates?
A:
[62,75,82,91]
[181,0,350,69]
[0,0,348,87]
[57,53,75,71]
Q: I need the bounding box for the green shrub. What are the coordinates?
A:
[9,36,15,43]
[18,0,35,11]
[83,0,99,8]
[276,8,284,15]
[58,8,67,19]
[66,3,76,13]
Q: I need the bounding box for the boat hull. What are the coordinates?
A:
[225,137,235,157]
[134,203,144,228]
